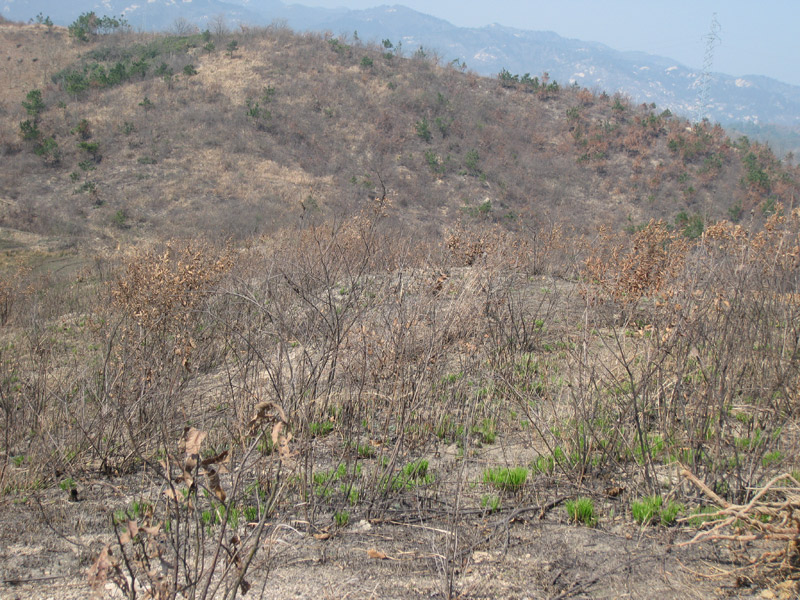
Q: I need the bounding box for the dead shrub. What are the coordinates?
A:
[583,219,689,305]
[72,240,234,474]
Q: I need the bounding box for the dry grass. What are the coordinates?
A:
[0,23,80,103]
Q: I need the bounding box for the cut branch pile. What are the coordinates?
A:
[679,468,800,577]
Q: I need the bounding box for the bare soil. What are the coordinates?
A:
[0,457,779,600]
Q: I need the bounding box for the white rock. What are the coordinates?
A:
[351,519,372,533]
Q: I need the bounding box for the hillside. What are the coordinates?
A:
[5,2,800,129]
[1,19,798,255]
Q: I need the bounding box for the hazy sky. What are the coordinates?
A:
[302,0,800,86]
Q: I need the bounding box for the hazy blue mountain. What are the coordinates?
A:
[3,0,799,127]
[1,0,275,31]
[283,6,800,128]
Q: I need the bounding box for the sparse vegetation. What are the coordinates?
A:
[1,15,800,599]
[334,510,350,527]
[415,117,432,142]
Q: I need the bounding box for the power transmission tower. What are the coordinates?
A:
[695,13,721,123]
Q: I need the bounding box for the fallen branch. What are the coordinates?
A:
[678,466,800,579]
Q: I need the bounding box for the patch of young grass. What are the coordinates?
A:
[483,466,527,493]
[687,505,722,527]
[309,421,334,437]
[473,418,497,444]
[440,371,463,385]
[390,459,433,490]
[58,477,76,491]
[334,510,349,527]
[531,454,555,475]
[631,495,662,524]
[201,509,216,527]
[659,500,683,526]
[565,497,596,526]
[631,495,684,526]
[762,450,783,468]
[435,414,465,441]
[356,443,375,458]
[225,506,240,530]
[243,505,259,523]
[313,463,351,499]
[481,494,501,514]
[339,483,359,505]
[632,433,665,465]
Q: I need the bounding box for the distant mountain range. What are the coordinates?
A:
[4,0,800,130]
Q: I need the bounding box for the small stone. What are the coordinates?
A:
[760,589,776,599]
[351,519,372,533]
[776,580,799,600]
[472,551,495,563]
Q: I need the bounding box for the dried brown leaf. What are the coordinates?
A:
[181,457,197,488]
[201,450,229,466]
[272,421,293,460]
[367,548,388,559]
[181,427,207,456]
[163,489,184,503]
[87,545,114,589]
[127,520,139,539]
[206,467,226,502]
[247,401,287,437]
[247,400,292,459]
[227,534,251,595]
[141,524,161,535]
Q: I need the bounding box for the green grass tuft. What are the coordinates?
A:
[565,497,596,526]
[483,466,528,493]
